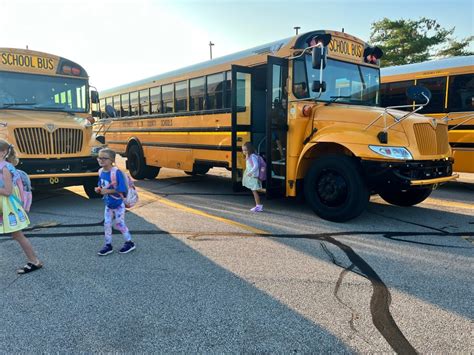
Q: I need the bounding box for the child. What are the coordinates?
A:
[0,140,42,274]
[94,148,136,255]
[242,142,263,212]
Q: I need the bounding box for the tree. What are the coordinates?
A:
[370,17,473,66]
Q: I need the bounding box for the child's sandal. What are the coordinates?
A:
[17,262,43,274]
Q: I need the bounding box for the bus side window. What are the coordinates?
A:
[207,73,224,110]
[150,86,162,114]
[139,89,150,115]
[130,91,139,116]
[190,77,205,111]
[416,77,447,114]
[380,80,414,109]
[162,84,174,113]
[448,74,474,112]
[121,93,130,117]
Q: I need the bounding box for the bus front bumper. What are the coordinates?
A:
[361,158,455,189]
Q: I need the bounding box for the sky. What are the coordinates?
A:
[2,0,473,91]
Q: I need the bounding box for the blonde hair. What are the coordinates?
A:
[0,139,19,166]
[98,148,116,162]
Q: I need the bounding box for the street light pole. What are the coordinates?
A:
[209,41,214,60]
[294,26,300,35]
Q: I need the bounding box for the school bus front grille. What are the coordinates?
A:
[14,128,84,155]
[413,123,449,155]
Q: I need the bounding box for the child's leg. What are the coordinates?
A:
[11,230,41,265]
[112,204,132,242]
[104,206,114,245]
[252,190,261,206]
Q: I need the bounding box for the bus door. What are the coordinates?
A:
[231,65,253,191]
[265,56,288,197]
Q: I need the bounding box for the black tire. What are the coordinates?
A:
[83,178,101,199]
[379,187,432,206]
[145,166,160,180]
[127,144,147,180]
[304,155,369,222]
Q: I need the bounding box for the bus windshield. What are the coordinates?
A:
[293,56,380,106]
[0,71,88,113]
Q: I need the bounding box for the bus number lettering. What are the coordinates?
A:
[161,119,172,127]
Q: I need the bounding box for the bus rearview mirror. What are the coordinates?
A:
[312,46,327,70]
[90,90,100,104]
[406,85,432,105]
[312,80,326,93]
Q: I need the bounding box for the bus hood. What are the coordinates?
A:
[313,104,429,133]
[0,110,91,129]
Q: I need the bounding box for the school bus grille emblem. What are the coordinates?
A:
[46,123,56,132]
[13,127,84,155]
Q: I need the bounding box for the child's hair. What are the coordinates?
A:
[99,148,116,162]
[243,142,255,155]
[0,139,19,166]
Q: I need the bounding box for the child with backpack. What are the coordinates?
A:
[0,140,42,274]
[95,148,136,256]
[242,142,264,212]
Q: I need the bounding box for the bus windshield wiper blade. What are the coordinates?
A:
[325,95,352,105]
[0,102,36,108]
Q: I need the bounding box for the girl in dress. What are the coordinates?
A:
[0,140,42,274]
[242,142,263,212]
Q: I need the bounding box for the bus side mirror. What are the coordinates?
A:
[312,80,326,93]
[91,90,99,104]
[105,104,117,118]
[312,46,327,70]
[406,85,432,105]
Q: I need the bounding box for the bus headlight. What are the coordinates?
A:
[369,145,413,160]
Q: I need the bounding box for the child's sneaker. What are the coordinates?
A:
[250,205,263,212]
[119,241,136,254]
[98,244,113,256]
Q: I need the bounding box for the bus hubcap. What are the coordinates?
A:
[317,171,348,207]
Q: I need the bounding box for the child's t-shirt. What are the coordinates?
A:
[98,169,128,209]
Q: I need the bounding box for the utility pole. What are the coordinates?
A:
[209,41,214,60]
[294,26,300,35]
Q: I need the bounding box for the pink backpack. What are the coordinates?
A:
[100,167,138,208]
[0,161,33,212]
[249,154,267,181]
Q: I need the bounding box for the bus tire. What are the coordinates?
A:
[128,144,147,180]
[145,166,160,180]
[379,187,432,206]
[83,177,101,199]
[304,155,369,222]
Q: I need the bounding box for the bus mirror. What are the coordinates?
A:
[91,90,99,104]
[312,46,327,70]
[312,80,326,93]
[105,105,117,118]
[96,135,105,144]
[406,85,432,105]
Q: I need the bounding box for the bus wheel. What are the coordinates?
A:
[304,155,369,222]
[83,177,101,199]
[128,144,147,180]
[379,187,432,206]
[145,166,160,180]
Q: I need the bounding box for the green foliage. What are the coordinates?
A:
[370,17,472,67]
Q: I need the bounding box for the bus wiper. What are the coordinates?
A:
[325,95,351,105]
[0,102,36,108]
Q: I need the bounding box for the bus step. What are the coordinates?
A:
[271,175,285,180]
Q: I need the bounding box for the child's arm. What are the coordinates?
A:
[0,167,13,196]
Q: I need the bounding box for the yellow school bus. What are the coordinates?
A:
[0,48,104,197]
[381,56,474,173]
[98,30,457,221]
